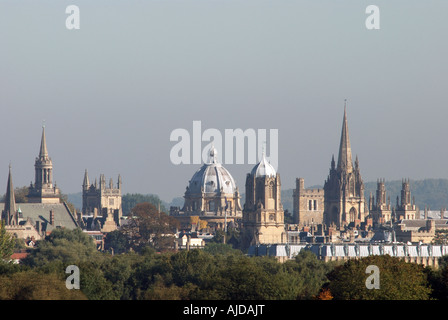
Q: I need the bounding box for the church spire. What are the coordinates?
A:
[4,164,17,226]
[83,169,90,190]
[337,100,353,173]
[39,124,48,158]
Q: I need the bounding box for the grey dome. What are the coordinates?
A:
[187,146,238,195]
[250,153,277,178]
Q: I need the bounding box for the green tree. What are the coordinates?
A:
[122,193,167,216]
[104,230,129,254]
[326,255,432,300]
[282,250,336,299]
[0,221,15,260]
[0,271,87,300]
[22,228,101,268]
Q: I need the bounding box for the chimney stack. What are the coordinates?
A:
[50,210,54,225]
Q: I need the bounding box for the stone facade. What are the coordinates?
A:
[293,178,324,226]
[395,219,435,244]
[369,179,392,225]
[242,154,286,247]
[395,179,419,220]
[82,170,123,231]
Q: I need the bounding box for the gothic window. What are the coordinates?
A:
[109,198,114,206]
[349,207,357,223]
[269,182,275,199]
[314,200,318,211]
[209,201,215,211]
[309,200,313,211]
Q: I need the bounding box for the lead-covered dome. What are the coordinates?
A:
[250,153,277,178]
[187,146,238,195]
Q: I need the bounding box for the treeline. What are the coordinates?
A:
[4,202,448,300]
[2,223,448,299]
[2,228,448,300]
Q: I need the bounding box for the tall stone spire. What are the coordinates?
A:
[83,169,90,190]
[337,101,353,173]
[28,124,60,204]
[39,124,49,158]
[4,164,17,225]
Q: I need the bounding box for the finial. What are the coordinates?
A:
[42,119,46,128]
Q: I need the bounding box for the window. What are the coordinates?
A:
[109,198,115,206]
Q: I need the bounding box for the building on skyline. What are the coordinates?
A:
[369,179,392,225]
[241,152,286,248]
[81,170,123,232]
[1,126,79,242]
[323,105,367,229]
[27,126,61,204]
[293,177,324,227]
[170,146,243,231]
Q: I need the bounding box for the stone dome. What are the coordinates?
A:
[250,153,277,178]
[187,146,238,195]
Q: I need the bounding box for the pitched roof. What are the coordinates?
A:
[13,202,78,232]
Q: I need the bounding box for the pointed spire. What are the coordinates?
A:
[4,164,17,226]
[83,169,90,189]
[337,100,353,173]
[39,124,49,158]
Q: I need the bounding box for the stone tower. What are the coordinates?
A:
[28,126,61,203]
[82,170,123,227]
[369,179,392,224]
[242,153,285,247]
[323,105,366,229]
[293,178,324,226]
[395,179,418,220]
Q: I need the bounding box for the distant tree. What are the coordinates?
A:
[22,228,100,268]
[0,221,15,260]
[326,255,432,300]
[0,271,87,300]
[121,202,179,252]
[104,230,129,254]
[14,186,29,203]
[282,250,335,300]
[122,194,167,216]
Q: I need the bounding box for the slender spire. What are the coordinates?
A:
[4,164,17,225]
[39,124,49,158]
[83,169,90,189]
[337,100,353,173]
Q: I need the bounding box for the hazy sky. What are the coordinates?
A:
[0,0,447,202]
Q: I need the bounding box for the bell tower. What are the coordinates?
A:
[242,153,285,248]
[28,125,61,203]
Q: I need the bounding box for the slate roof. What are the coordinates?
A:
[13,202,79,232]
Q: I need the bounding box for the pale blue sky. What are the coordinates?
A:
[0,0,447,202]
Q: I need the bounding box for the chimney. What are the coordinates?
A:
[49,210,55,225]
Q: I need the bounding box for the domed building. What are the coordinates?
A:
[242,152,285,248]
[171,146,242,231]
